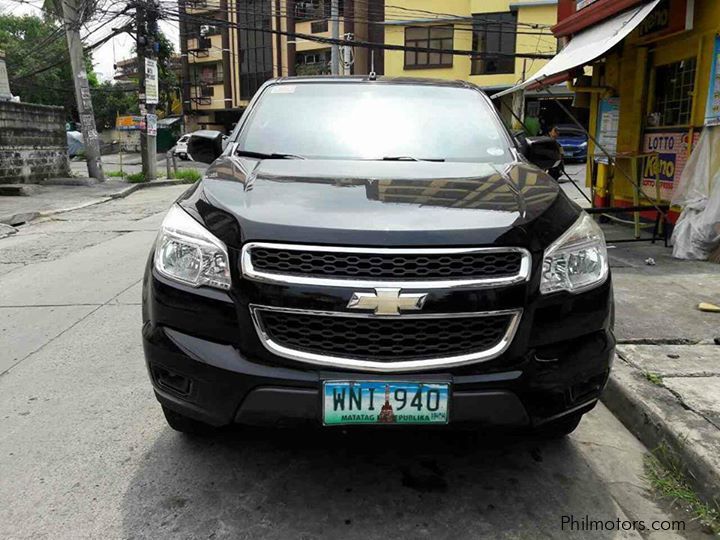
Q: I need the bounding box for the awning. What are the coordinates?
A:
[492,0,660,99]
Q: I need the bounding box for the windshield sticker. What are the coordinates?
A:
[486,147,505,156]
[271,85,296,94]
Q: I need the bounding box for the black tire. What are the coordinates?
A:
[162,405,216,436]
[534,412,583,439]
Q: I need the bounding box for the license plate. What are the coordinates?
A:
[323,381,449,425]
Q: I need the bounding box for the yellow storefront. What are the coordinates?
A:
[577,0,719,218]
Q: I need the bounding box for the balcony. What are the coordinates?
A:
[187,35,222,63]
[189,83,226,110]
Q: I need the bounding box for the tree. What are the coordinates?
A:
[0,13,99,119]
[0,14,74,110]
[156,31,179,116]
[91,81,138,131]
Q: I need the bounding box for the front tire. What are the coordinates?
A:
[535,412,583,438]
[162,405,216,436]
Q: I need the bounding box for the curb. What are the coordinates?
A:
[602,357,720,506]
[0,181,189,226]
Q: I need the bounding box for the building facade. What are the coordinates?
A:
[177,0,559,131]
[382,0,560,125]
[272,0,385,79]
[552,0,720,214]
[179,0,385,133]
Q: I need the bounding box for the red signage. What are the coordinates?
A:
[637,0,694,43]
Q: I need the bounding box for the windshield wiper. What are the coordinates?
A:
[376,156,445,162]
[235,149,306,160]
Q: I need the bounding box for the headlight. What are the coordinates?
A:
[540,213,608,294]
[154,205,231,290]
[580,141,588,148]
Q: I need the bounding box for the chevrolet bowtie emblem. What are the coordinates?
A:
[347,288,428,316]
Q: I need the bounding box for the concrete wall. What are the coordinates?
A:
[0,101,70,184]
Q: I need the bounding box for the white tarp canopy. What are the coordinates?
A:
[492,0,661,99]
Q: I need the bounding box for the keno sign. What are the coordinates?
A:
[642,130,700,201]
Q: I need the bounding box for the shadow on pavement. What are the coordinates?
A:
[121,423,629,539]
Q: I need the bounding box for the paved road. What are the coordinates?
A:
[0,187,701,539]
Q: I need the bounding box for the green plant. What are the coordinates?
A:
[644,444,720,534]
[169,168,202,183]
[645,371,663,385]
[106,170,125,178]
[125,172,147,183]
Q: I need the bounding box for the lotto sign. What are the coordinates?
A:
[641,131,699,201]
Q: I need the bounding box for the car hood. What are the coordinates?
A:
[180,156,578,248]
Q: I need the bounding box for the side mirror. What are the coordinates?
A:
[521,136,562,171]
[187,130,224,164]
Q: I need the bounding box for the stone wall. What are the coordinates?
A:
[0,101,70,184]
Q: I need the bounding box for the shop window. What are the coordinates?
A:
[311,19,328,33]
[404,26,454,69]
[471,12,516,75]
[651,58,696,127]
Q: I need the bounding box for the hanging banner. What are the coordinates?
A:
[641,129,700,201]
[594,97,620,164]
[145,58,159,105]
[116,115,144,130]
[146,113,157,136]
[705,34,720,126]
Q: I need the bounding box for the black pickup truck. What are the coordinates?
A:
[142,77,613,437]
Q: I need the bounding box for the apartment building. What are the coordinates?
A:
[382,0,560,125]
[179,0,384,132]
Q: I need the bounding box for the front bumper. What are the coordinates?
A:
[143,239,615,429]
[143,320,613,429]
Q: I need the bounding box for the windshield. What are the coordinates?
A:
[236,83,512,163]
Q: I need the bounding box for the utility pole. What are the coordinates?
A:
[137,0,158,180]
[330,0,340,75]
[341,32,354,75]
[61,0,104,181]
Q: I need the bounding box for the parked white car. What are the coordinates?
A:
[174,134,190,160]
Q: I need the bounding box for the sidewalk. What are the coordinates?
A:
[0,179,140,226]
[605,233,720,506]
[1,153,208,226]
